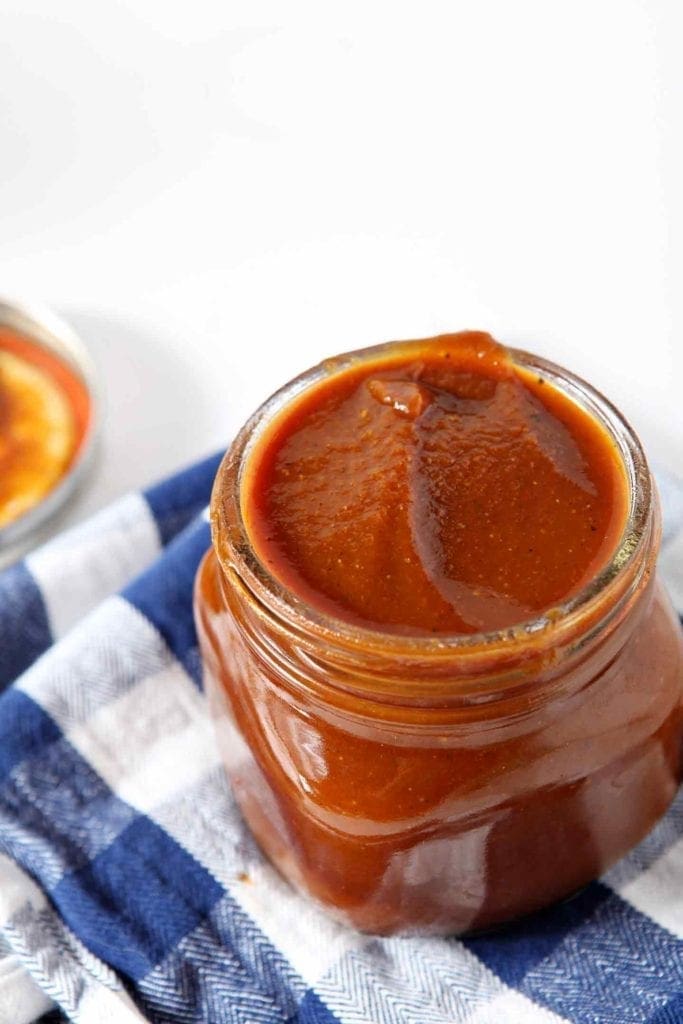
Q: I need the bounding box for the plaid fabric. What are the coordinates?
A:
[1,452,683,1024]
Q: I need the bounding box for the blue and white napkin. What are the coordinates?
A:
[2,452,683,1024]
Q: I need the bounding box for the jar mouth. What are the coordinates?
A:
[212,338,653,661]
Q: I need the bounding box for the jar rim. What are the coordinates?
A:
[211,337,653,663]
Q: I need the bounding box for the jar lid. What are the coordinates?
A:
[0,298,99,568]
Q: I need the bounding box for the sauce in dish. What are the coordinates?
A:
[0,328,90,530]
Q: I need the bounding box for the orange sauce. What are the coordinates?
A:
[0,329,90,529]
[244,332,628,634]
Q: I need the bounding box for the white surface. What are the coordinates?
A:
[0,0,681,530]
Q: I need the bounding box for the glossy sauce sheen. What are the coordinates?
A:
[245,332,628,634]
[0,329,90,529]
[198,331,683,935]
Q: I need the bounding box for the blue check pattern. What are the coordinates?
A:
[2,453,683,1024]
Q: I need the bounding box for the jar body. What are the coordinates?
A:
[195,547,683,935]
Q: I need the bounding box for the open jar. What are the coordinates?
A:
[195,340,683,935]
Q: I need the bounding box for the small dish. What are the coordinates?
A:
[0,299,99,568]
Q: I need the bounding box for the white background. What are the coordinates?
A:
[0,0,681,526]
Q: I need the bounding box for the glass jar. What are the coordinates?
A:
[194,342,683,935]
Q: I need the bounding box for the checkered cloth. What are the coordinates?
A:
[2,453,683,1024]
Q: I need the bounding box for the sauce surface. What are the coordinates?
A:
[244,332,628,635]
[0,329,90,529]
